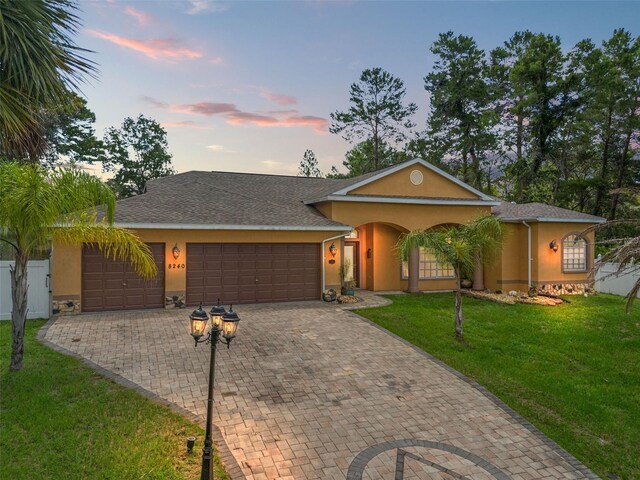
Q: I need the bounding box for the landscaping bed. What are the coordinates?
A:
[462,289,568,305]
[357,293,640,479]
[0,320,229,480]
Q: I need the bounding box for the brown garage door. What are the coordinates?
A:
[82,243,165,312]
[186,243,320,305]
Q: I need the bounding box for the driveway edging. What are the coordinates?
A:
[345,306,600,480]
[37,316,246,480]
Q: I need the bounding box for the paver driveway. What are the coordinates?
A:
[43,300,597,480]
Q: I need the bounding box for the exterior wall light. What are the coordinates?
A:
[188,299,241,480]
[329,243,337,257]
[172,243,181,260]
[549,240,559,253]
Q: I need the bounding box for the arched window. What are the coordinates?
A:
[562,234,587,272]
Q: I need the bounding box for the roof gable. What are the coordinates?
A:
[328,159,492,201]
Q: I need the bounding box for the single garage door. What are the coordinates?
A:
[186,243,321,305]
[82,243,165,312]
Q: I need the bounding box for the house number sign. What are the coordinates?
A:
[168,263,186,269]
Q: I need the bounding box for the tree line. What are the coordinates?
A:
[301,29,639,222]
[1,89,174,199]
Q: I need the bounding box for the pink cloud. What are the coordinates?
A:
[124,6,152,25]
[144,96,327,134]
[172,102,238,116]
[209,56,224,65]
[261,89,297,106]
[161,120,212,130]
[226,111,280,127]
[281,115,328,134]
[87,30,203,61]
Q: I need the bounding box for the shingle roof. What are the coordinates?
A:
[105,166,605,229]
[492,202,606,223]
[110,171,353,229]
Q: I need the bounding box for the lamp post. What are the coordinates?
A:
[189,299,240,480]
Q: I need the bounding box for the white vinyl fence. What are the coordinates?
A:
[0,260,51,320]
[595,262,640,297]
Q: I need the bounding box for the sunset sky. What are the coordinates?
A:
[77,0,639,177]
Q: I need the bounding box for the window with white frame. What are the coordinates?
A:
[562,234,587,272]
[402,247,455,279]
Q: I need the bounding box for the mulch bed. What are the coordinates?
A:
[462,290,567,306]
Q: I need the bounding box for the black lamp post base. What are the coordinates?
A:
[201,444,214,480]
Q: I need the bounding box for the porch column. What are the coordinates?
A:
[407,245,420,293]
[472,258,484,291]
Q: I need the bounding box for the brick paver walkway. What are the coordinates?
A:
[43,299,597,480]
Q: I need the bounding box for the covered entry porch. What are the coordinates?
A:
[339,222,463,294]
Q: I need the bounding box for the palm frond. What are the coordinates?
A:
[0,0,97,154]
[466,215,505,264]
[52,223,157,279]
[397,215,505,280]
[0,161,115,256]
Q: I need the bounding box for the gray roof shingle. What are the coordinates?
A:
[106,168,605,228]
[111,171,353,229]
[492,202,606,223]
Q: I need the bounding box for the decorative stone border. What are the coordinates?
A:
[37,317,246,480]
[346,308,600,480]
[346,438,510,480]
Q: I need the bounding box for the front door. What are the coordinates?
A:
[344,242,359,288]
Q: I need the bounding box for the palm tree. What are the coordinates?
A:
[0,162,157,371]
[591,219,640,312]
[399,215,504,340]
[0,0,96,159]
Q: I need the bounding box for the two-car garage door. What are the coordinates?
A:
[186,243,321,305]
[81,242,321,311]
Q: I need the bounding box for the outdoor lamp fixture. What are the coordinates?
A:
[187,436,196,453]
[172,244,181,260]
[329,242,337,257]
[549,240,559,253]
[188,300,241,480]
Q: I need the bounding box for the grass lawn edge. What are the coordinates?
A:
[345,296,601,480]
[36,316,244,480]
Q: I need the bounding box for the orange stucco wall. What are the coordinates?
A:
[52,228,347,302]
[353,223,456,292]
[485,222,595,293]
[534,223,595,283]
[51,242,82,299]
[317,201,492,233]
[349,163,479,199]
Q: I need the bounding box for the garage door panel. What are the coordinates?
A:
[83,279,103,290]
[204,260,222,270]
[204,277,223,287]
[82,243,164,312]
[256,260,273,270]
[104,295,125,308]
[187,243,319,305]
[105,263,125,274]
[83,263,104,274]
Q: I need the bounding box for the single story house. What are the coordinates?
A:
[51,158,605,313]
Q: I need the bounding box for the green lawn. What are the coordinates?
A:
[357,293,640,479]
[0,320,229,480]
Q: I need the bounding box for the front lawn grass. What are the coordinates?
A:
[357,293,640,479]
[0,319,229,480]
